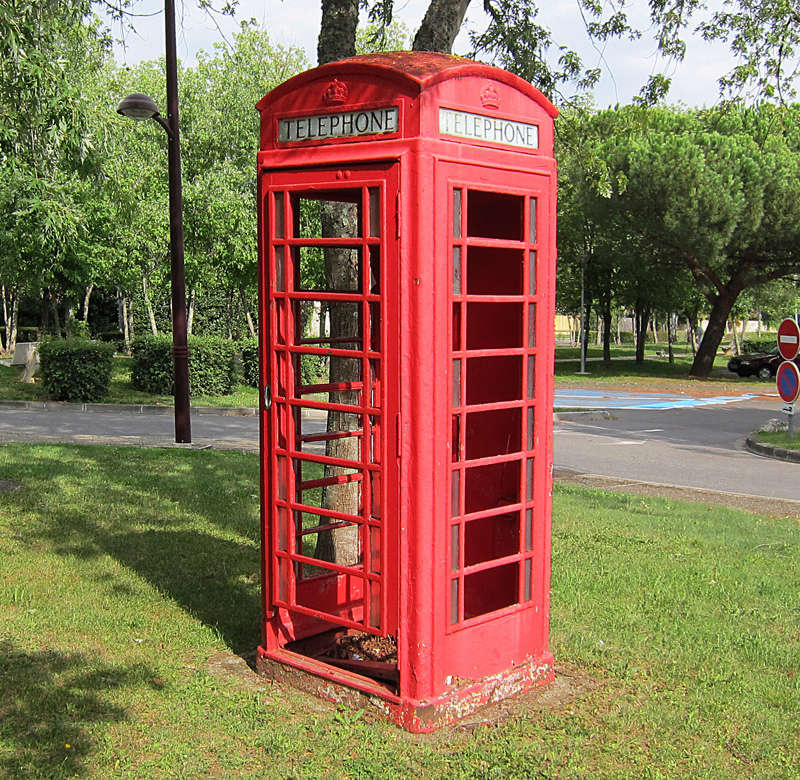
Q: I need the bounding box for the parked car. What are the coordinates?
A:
[727,348,799,379]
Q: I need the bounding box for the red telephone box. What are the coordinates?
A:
[255,52,557,732]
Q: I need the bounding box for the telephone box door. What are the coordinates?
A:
[261,162,400,638]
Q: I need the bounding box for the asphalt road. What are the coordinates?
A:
[554,397,799,501]
[0,395,796,502]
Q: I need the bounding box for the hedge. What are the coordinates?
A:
[743,337,777,354]
[38,339,115,402]
[240,339,259,387]
[131,335,237,396]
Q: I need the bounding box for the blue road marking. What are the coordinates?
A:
[554,390,758,410]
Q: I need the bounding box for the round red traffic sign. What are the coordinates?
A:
[776,360,800,404]
[777,318,800,360]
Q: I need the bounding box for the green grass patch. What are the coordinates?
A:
[756,430,800,451]
[0,443,798,777]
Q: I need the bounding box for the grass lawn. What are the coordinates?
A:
[756,430,800,451]
[1,443,798,778]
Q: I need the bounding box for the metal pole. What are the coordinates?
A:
[164,0,191,443]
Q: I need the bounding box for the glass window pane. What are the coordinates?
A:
[369,187,380,237]
[275,246,285,292]
[529,250,537,296]
[451,578,459,624]
[452,359,461,407]
[453,188,462,237]
[526,457,534,501]
[527,407,535,450]
[528,355,535,399]
[524,558,532,601]
[451,524,460,572]
[525,508,533,551]
[529,197,537,243]
[274,192,285,238]
[453,246,462,295]
[451,470,460,517]
[528,303,536,348]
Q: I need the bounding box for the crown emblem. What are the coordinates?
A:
[480,84,500,110]
[323,78,349,105]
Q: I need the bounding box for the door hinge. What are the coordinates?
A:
[262,384,272,410]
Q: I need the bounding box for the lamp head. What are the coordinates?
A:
[117,93,161,121]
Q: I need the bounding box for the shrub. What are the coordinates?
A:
[240,339,260,387]
[131,336,173,395]
[743,337,777,354]
[301,353,327,385]
[96,330,126,352]
[131,335,237,397]
[38,339,115,402]
[70,320,90,339]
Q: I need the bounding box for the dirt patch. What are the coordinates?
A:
[0,480,21,492]
[447,662,601,733]
[555,469,800,519]
[207,650,266,693]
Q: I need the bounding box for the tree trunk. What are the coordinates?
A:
[187,286,196,336]
[142,274,159,336]
[690,291,741,377]
[240,291,256,337]
[120,293,130,348]
[634,304,650,364]
[126,296,135,343]
[51,295,61,336]
[601,302,612,363]
[64,301,75,337]
[2,287,19,354]
[667,312,674,363]
[314,201,361,565]
[82,284,93,322]
[413,0,472,52]
[41,289,51,332]
[317,0,358,65]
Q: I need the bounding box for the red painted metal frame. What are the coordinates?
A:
[256,52,557,731]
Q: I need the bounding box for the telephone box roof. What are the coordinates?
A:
[256,51,558,118]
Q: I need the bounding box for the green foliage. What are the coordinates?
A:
[239,339,259,387]
[130,336,174,395]
[38,338,115,402]
[131,335,237,397]
[742,337,776,354]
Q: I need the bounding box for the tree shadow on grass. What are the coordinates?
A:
[0,640,159,779]
[2,445,263,653]
[100,528,262,654]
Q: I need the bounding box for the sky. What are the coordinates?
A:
[107,0,737,108]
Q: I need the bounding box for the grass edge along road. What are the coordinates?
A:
[1,443,798,777]
[0,346,775,410]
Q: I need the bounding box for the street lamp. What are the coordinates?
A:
[116,0,191,444]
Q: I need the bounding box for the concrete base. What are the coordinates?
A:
[257,645,554,732]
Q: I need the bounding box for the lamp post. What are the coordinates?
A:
[117,0,191,443]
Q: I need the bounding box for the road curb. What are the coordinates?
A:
[745,435,800,464]
[554,409,613,422]
[0,399,257,417]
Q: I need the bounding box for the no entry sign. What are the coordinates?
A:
[776,360,800,404]
[777,318,800,360]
